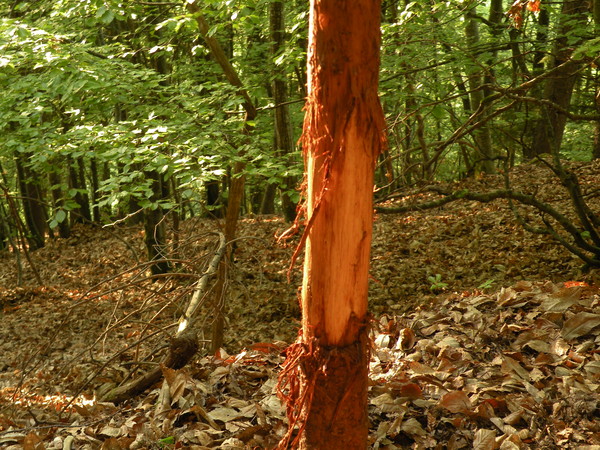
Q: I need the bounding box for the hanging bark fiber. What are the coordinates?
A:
[278,0,385,447]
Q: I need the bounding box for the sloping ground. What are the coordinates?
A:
[0,160,598,448]
[371,159,600,316]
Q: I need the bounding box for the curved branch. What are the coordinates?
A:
[185,1,256,120]
[376,188,600,264]
[99,233,226,404]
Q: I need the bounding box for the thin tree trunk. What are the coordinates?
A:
[67,156,91,224]
[593,0,600,159]
[48,167,71,238]
[143,170,170,276]
[429,1,473,176]
[595,84,600,160]
[260,183,277,215]
[90,157,101,223]
[77,157,92,222]
[270,0,297,221]
[464,7,495,174]
[186,1,257,353]
[278,0,385,447]
[405,72,431,180]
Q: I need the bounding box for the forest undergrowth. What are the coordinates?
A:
[0,160,599,448]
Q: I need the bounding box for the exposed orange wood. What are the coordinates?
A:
[301,0,385,346]
[276,0,386,447]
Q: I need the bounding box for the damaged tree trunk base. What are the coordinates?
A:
[278,327,370,449]
[99,329,198,404]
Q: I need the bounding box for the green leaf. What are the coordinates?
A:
[431,105,446,120]
[96,6,115,24]
[55,209,67,223]
[572,38,600,60]
[157,436,175,447]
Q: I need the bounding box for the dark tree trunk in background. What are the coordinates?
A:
[532,8,550,74]
[205,180,223,218]
[118,162,144,225]
[264,0,298,221]
[464,6,495,174]
[405,69,431,180]
[142,0,172,276]
[594,0,600,159]
[520,8,550,156]
[527,0,587,159]
[260,184,277,215]
[594,85,600,160]
[90,157,101,223]
[67,156,91,225]
[382,0,398,23]
[269,1,298,222]
[143,170,170,276]
[15,153,47,250]
[278,0,386,447]
[77,157,91,221]
[48,166,71,239]
[0,205,8,251]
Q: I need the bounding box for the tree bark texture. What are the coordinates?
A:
[302,0,384,347]
[594,0,600,160]
[278,0,385,447]
[528,0,587,159]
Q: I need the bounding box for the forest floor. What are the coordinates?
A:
[0,159,599,449]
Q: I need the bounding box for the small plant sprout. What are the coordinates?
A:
[428,274,448,292]
[478,279,494,290]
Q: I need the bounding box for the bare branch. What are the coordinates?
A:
[376,187,600,266]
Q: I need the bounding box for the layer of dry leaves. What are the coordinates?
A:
[0,160,599,449]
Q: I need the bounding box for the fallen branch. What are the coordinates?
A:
[99,328,199,404]
[376,188,600,267]
[176,232,227,336]
[100,232,227,403]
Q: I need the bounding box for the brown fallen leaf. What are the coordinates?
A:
[399,382,423,399]
[396,327,417,351]
[473,428,497,450]
[439,390,473,414]
[561,312,600,340]
[100,437,125,450]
